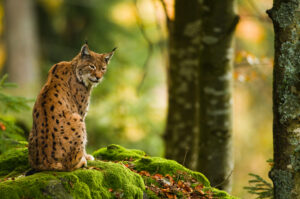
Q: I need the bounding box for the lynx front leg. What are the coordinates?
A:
[77,117,94,161]
[73,155,87,170]
[69,113,94,163]
[85,154,95,161]
[82,130,94,161]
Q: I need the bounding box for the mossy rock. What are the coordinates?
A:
[0,147,30,178]
[94,144,237,199]
[0,144,237,199]
[93,144,210,187]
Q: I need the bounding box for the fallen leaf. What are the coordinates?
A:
[194,184,203,192]
[153,173,163,180]
[165,174,174,185]
[0,122,6,131]
[166,193,176,199]
[139,171,150,177]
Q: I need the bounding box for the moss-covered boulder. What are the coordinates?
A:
[0,144,237,199]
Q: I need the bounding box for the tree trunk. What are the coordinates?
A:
[267,1,300,198]
[164,1,238,191]
[4,0,39,89]
[197,0,238,192]
[164,0,200,170]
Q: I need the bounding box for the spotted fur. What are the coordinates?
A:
[28,44,115,171]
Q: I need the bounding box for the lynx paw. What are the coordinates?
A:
[73,156,87,170]
[85,154,95,161]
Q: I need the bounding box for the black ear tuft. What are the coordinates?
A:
[80,44,90,57]
[104,48,117,64]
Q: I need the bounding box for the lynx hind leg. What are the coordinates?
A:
[48,162,64,171]
[62,113,88,170]
[33,162,64,171]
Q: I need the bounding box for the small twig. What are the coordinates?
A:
[213,169,233,189]
[151,0,167,53]
[182,148,189,167]
[158,0,171,29]
[176,149,189,182]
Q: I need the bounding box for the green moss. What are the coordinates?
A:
[207,188,238,199]
[93,144,145,161]
[0,160,144,199]
[290,153,300,171]
[95,144,236,198]
[135,157,210,187]
[87,161,144,198]
[0,144,236,199]
[272,2,300,124]
[0,147,30,178]
[95,145,209,186]
[269,169,293,199]
[277,41,300,124]
[272,1,298,29]
[144,189,160,199]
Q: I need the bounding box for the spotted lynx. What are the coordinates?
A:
[28,44,115,171]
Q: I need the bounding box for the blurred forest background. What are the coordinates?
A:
[0,0,274,198]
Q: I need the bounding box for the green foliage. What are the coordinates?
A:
[0,117,26,154]
[244,173,273,199]
[0,75,31,113]
[0,75,31,154]
[0,147,29,178]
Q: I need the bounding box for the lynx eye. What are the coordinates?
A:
[89,65,96,70]
[101,67,106,72]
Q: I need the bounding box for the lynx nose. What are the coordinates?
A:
[95,72,102,80]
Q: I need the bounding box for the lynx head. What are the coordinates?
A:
[74,44,116,87]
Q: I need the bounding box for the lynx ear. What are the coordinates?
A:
[104,47,117,64]
[80,44,90,57]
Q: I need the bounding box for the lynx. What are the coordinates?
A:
[28,44,115,171]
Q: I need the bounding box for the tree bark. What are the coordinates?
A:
[4,0,39,87]
[196,0,238,192]
[164,0,200,170]
[164,1,238,191]
[267,1,300,198]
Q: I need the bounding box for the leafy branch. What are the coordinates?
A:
[0,74,32,153]
[244,173,273,199]
[0,74,32,113]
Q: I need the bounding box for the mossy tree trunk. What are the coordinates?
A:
[267,1,300,198]
[164,0,238,192]
[164,0,200,170]
[197,0,238,192]
[4,0,39,88]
